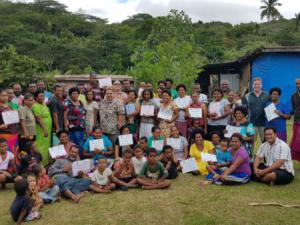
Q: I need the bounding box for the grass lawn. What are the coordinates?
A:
[1,122,300,225]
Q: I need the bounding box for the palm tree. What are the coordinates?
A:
[260,0,282,21]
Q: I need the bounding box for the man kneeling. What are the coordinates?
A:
[137,148,171,190]
[253,127,295,185]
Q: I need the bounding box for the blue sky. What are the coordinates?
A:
[16,0,300,24]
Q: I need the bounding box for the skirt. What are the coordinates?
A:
[291,121,300,161]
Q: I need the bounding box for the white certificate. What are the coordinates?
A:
[138,88,144,96]
[201,152,217,162]
[176,97,190,109]
[89,139,104,151]
[118,134,134,146]
[152,140,164,151]
[98,78,112,88]
[209,102,221,116]
[264,103,279,122]
[2,111,19,125]
[140,105,155,116]
[188,108,202,118]
[125,103,135,115]
[224,125,242,138]
[167,138,181,149]
[49,145,67,158]
[157,108,173,121]
[180,158,198,174]
[72,159,94,177]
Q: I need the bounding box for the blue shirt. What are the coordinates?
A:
[83,135,112,162]
[265,101,290,133]
[216,149,231,164]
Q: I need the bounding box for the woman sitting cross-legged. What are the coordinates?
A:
[207,133,252,185]
[137,148,171,190]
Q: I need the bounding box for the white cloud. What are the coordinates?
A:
[14,0,300,24]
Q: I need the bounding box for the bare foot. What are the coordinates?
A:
[199,180,212,187]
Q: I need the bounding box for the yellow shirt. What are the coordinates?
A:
[189,141,214,175]
[79,94,86,104]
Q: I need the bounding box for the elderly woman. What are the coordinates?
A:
[32,90,52,164]
[227,106,255,157]
[112,80,128,105]
[158,90,179,138]
[64,87,86,153]
[189,129,214,175]
[212,133,252,185]
[265,87,291,142]
[174,84,190,137]
[99,87,125,145]
[0,89,19,157]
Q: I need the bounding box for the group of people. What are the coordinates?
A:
[0,74,299,224]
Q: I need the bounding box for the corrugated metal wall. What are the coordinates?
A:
[220,73,239,91]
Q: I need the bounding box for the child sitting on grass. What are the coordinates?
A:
[10,178,41,224]
[160,145,178,179]
[26,174,43,220]
[131,145,147,175]
[204,139,231,185]
[32,164,60,204]
[137,149,171,190]
[91,158,116,193]
[113,149,137,191]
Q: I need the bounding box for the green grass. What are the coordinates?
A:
[1,122,300,225]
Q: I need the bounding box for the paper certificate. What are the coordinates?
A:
[118,134,134,146]
[89,139,105,151]
[201,152,217,162]
[2,111,20,125]
[157,108,173,121]
[125,103,135,115]
[72,159,94,177]
[98,77,112,88]
[167,138,181,149]
[138,88,144,96]
[49,145,67,158]
[209,102,221,116]
[152,140,164,151]
[264,103,279,122]
[140,105,155,116]
[188,108,202,118]
[224,125,242,138]
[180,158,198,174]
[176,97,190,109]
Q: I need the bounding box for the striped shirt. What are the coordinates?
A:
[257,138,295,175]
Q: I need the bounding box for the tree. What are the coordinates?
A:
[295,13,300,30]
[0,45,45,87]
[260,0,282,21]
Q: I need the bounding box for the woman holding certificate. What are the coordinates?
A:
[125,90,140,134]
[189,129,214,175]
[0,89,18,157]
[228,106,255,157]
[32,90,52,164]
[207,89,231,139]
[187,92,207,134]
[174,84,190,137]
[158,90,179,138]
[139,89,157,138]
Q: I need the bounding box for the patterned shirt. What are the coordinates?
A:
[99,99,125,134]
[64,100,86,130]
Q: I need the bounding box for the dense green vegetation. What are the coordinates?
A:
[1,0,300,86]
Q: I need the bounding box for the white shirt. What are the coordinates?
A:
[257,138,295,175]
[132,156,146,175]
[199,94,208,104]
[0,151,14,170]
[167,136,188,161]
[91,168,112,185]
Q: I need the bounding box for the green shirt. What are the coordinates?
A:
[7,101,19,110]
[139,161,168,180]
[170,88,178,100]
